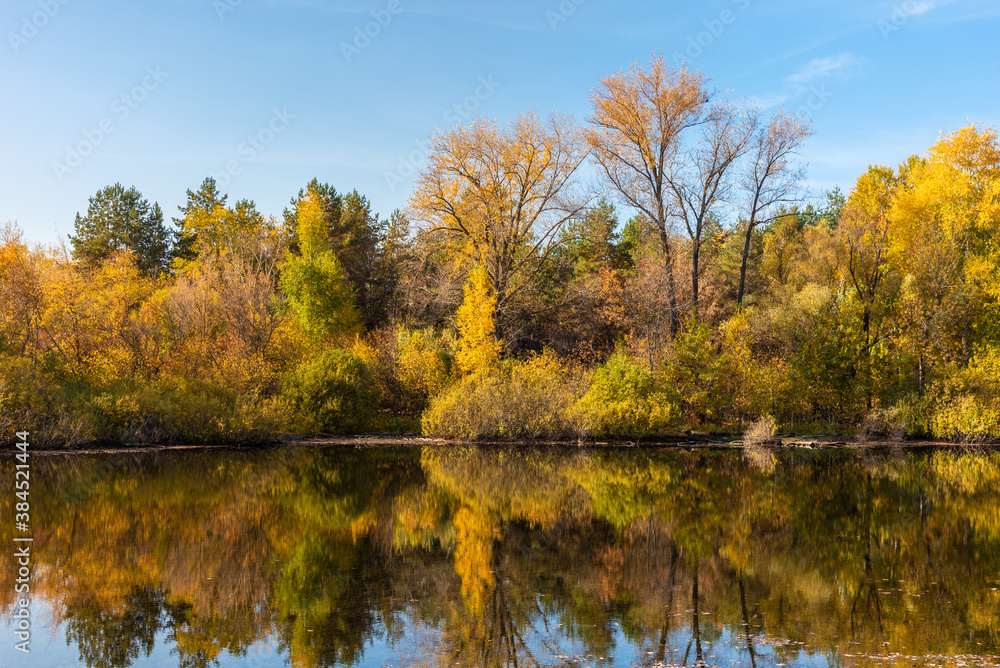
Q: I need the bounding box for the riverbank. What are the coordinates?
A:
[9,432,998,455]
[7,441,1000,668]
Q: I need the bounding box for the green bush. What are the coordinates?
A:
[421,352,587,440]
[0,356,90,447]
[661,321,730,424]
[892,392,931,438]
[84,377,281,445]
[282,349,377,434]
[574,353,677,439]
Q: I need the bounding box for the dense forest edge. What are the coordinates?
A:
[2,56,999,449]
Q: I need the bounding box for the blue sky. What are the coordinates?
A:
[2,0,998,244]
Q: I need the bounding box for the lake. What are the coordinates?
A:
[2,444,999,668]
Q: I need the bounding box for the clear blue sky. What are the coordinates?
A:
[2,0,998,244]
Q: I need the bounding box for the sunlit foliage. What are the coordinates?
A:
[1,62,998,444]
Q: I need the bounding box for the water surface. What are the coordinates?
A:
[2,445,999,668]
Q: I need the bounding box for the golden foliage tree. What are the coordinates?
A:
[890,125,1000,384]
[838,166,900,409]
[455,265,502,376]
[409,111,588,343]
[0,224,42,357]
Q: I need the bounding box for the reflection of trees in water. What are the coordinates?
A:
[276,535,395,668]
[65,586,165,668]
[2,447,1000,667]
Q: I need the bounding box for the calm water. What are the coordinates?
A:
[2,445,1000,668]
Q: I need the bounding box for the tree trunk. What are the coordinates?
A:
[739,577,758,668]
[737,223,756,308]
[692,560,703,663]
[658,225,680,337]
[691,236,701,316]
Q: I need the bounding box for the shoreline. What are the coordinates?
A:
[8,433,998,456]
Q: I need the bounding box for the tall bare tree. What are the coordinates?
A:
[587,55,709,334]
[666,99,758,312]
[737,110,812,307]
[409,111,588,343]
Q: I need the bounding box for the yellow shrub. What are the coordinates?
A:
[421,351,586,440]
[575,353,676,439]
[925,350,1000,442]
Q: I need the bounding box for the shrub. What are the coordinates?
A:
[661,321,729,424]
[420,374,504,440]
[84,377,281,445]
[355,327,454,422]
[922,355,1000,443]
[930,394,1000,443]
[421,351,587,440]
[743,415,779,445]
[892,392,931,438]
[397,329,453,411]
[574,353,676,439]
[856,406,907,442]
[0,356,91,447]
[282,349,377,434]
[1,357,282,447]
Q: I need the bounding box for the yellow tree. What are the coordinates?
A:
[455,265,502,375]
[890,125,1000,384]
[0,223,42,358]
[840,166,898,359]
[588,55,708,331]
[38,251,160,380]
[409,111,588,345]
[174,199,283,273]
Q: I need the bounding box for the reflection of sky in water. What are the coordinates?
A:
[0,602,932,668]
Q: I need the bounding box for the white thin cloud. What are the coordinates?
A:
[785,53,863,87]
[751,92,791,109]
[752,52,864,110]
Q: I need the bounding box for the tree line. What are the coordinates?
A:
[2,54,999,445]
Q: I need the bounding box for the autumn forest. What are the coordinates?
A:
[3,56,1000,446]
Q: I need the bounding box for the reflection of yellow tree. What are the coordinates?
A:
[453,505,498,615]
